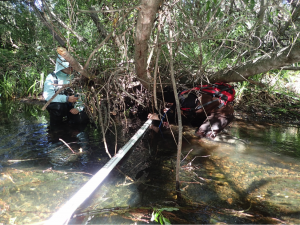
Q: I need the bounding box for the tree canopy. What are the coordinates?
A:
[1,0,299,90]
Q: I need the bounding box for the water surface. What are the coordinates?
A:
[0,101,300,224]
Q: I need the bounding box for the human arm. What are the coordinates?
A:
[43,75,71,103]
[147,113,160,120]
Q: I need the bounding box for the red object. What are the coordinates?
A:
[194,82,235,104]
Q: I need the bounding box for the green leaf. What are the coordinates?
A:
[268,15,273,24]
[199,3,207,16]
[154,212,160,222]
[159,215,164,225]
[250,0,255,10]
[207,10,211,21]
[163,217,171,225]
[206,1,210,11]
[216,7,221,17]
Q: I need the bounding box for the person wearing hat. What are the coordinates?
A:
[43,55,88,126]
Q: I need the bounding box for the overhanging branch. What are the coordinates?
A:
[210,42,300,83]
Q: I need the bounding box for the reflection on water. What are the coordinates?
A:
[1,101,300,224]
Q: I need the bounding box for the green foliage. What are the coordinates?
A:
[151,207,179,225]
[0,72,15,98]
[0,49,15,65]
[235,81,249,102]
[0,0,299,101]
[0,47,49,99]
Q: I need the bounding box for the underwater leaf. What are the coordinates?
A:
[151,211,160,222]
[159,207,179,212]
[163,217,171,225]
[159,215,164,225]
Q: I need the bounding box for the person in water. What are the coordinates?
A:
[43,55,89,126]
[148,83,235,139]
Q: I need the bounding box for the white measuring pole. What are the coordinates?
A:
[45,119,152,225]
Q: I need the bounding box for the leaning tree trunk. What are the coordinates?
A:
[134,0,163,89]
[210,42,300,83]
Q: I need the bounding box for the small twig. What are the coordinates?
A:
[84,10,133,70]
[115,167,134,182]
[187,155,211,166]
[115,81,146,107]
[78,6,140,14]
[59,138,76,154]
[179,181,202,184]
[181,149,193,163]
[92,87,112,158]
[111,118,118,155]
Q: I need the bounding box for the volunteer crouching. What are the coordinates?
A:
[148,83,235,139]
[43,55,89,126]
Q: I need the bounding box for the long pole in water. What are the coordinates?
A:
[45,119,153,225]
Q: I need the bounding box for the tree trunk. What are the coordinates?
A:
[134,0,163,89]
[210,42,300,83]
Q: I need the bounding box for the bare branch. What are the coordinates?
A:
[77,6,140,14]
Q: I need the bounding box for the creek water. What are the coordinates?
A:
[0,101,300,224]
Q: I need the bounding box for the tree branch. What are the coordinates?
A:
[41,0,87,43]
[78,6,140,14]
[88,6,107,39]
[280,2,300,35]
[210,42,300,83]
[28,1,66,47]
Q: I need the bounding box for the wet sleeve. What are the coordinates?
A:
[43,75,67,103]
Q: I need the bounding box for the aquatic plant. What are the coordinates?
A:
[151,207,179,225]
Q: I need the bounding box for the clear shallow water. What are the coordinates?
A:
[0,101,300,224]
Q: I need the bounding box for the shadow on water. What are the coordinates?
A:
[1,101,300,224]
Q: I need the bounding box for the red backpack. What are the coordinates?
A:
[179,82,235,111]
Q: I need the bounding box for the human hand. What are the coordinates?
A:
[149,124,159,133]
[68,95,78,103]
[70,108,79,114]
[163,108,170,113]
[147,113,160,120]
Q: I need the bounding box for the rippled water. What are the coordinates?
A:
[0,101,300,224]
